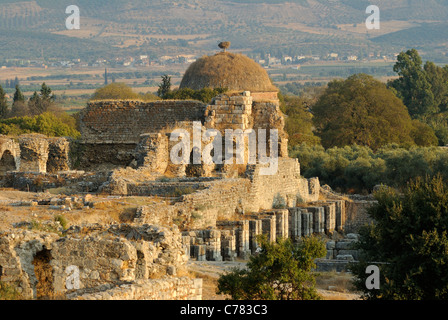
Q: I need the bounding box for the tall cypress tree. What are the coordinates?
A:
[104,68,108,85]
[0,85,8,119]
[13,84,25,104]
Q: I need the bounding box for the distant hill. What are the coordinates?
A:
[0,0,447,62]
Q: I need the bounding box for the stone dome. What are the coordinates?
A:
[179,52,278,93]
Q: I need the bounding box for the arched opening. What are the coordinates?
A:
[0,150,16,175]
[32,249,54,299]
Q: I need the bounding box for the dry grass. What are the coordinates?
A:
[314,271,356,293]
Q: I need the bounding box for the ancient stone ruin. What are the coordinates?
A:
[0,50,376,300]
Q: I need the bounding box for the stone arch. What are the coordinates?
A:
[31,248,54,299]
[0,150,17,175]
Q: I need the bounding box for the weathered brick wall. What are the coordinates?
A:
[80,100,207,144]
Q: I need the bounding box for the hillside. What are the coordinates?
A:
[0,0,447,62]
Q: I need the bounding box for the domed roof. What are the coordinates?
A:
[179,52,278,93]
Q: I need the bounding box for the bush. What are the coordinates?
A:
[217,236,326,300]
[351,175,448,300]
[90,83,141,100]
[0,282,22,300]
[165,87,227,104]
[272,193,287,209]
[0,112,80,138]
[290,143,448,193]
[312,73,434,150]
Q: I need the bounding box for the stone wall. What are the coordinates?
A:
[344,200,376,233]
[0,224,194,300]
[18,134,49,173]
[0,134,71,176]
[119,158,319,230]
[0,135,20,174]
[68,277,202,300]
[80,100,207,144]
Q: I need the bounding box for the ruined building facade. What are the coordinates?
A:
[0,51,374,299]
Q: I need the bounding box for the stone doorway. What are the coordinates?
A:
[32,249,54,299]
[0,150,16,175]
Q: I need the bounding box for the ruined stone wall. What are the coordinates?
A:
[0,135,20,174]
[205,92,253,131]
[134,159,319,229]
[0,224,192,300]
[18,134,49,173]
[0,135,71,176]
[68,277,202,300]
[247,157,319,209]
[80,100,207,144]
[344,200,376,233]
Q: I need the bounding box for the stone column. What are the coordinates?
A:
[288,207,302,241]
[301,210,312,237]
[249,219,262,253]
[221,230,237,261]
[323,202,336,234]
[274,209,289,240]
[262,215,276,243]
[236,220,250,260]
[307,206,325,234]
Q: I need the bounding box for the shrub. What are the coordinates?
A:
[0,112,80,138]
[272,193,287,209]
[290,143,448,193]
[351,175,448,300]
[217,236,326,300]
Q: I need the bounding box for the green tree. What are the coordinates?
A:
[279,93,321,147]
[27,83,57,115]
[424,61,448,113]
[410,119,439,147]
[388,49,436,117]
[157,74,172,99]
[90,83,140,100]
[351,175,448,300]
[40,82,54,101]
[312,74,417,150]
[0,85,8,119]
[28,91,42,115]
[0,112,80,138]
[13,84,25,104]
[217,236,326,300]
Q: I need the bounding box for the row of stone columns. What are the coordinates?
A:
[183,200,347,262]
